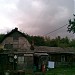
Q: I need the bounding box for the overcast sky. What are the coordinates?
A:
[0,0,74,38]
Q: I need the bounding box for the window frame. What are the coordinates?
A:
[18,56,24,64]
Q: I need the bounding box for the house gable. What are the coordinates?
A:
[1,28,31,51]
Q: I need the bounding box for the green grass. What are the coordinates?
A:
[1,67,75,75]
[45,67,75,75]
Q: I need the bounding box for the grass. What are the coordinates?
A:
[1,67,75,75]
[45,67,75,75]
[25,67,75,75]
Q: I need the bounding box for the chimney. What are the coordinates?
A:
[15,27,18,31]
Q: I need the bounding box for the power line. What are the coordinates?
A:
[44,24,68,36]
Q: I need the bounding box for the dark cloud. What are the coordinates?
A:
[6,0,74,38]
[14,0,73,35]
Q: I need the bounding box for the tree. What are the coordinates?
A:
[44,36,51,46]
[69,39,75,47]
[58,37,69,47]
[0,34,5,42]
[33,36,45,46]
[67,15,75,33]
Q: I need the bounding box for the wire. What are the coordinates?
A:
[44,24,68,36]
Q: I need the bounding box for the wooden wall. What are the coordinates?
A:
[48,53,75,67]
[1,32,30,51]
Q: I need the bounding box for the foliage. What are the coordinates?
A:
[69,39,75,47]
[44,36,70,47]
[0,34,5,42]
[67,15,75,33]
[27,35,45,46]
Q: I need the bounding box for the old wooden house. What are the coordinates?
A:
[0,28,75,73]
[0,28,48,72]
[35,46,75,67]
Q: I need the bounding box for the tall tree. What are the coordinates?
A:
[69,39,75,47]
[67,15,75,33]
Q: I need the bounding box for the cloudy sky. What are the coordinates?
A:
[0,0,74,38]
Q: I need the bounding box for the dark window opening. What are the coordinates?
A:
[61,55,65,62]
[4,44,13,49]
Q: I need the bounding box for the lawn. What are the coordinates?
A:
[1,67,75,75]
[26,67,75,75]
[45,67,75,75]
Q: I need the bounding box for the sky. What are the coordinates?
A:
[0,0,74,39]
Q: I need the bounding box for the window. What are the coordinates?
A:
[61,55,65,62]
[18,56,24,64]
[4,44,13,49]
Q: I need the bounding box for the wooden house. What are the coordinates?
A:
[0,28,48,72]
[35,46,75,67]
[0,28,75,73]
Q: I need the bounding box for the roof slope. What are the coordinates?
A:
[34,46,75,54]
[0,28,27,43]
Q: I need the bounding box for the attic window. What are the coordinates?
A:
[4,44,13,49]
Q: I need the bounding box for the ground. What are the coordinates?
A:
[0,67,75,75]
[45,67,75,75]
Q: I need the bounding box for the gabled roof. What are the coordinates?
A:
[0,28,27,43]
